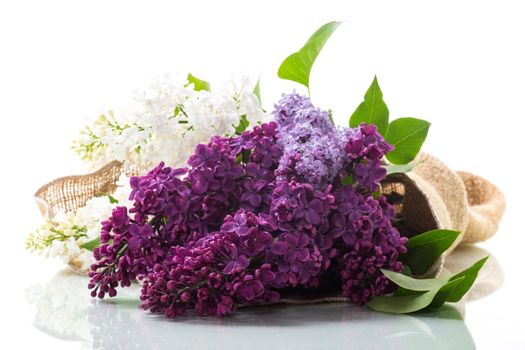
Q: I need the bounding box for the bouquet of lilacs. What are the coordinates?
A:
[88,94,404,311]
[26,75,265,270]
[87,87,486,316]
[30,21,494,316]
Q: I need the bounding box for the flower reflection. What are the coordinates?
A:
[25,269,91,342]
[26,245,502,350]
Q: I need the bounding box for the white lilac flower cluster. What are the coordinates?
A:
[72,75,267,173]
[26,176,132,272]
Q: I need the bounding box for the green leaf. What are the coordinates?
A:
[368,257,488,314]
[253,78,261,105]
[349,76,389,135]
[446,256,489,302]
[430,277,465,308]
[367,289,439,314]
[186,73,210,92]
[368,277,465,314]
[401,265,412,276]
[234,114,250,135]
[278,21,342,90]
[380,269,446,291]
[401,229,461,276]
[81,237,100,251]
[385,162,415,175]
[385,117,431,165]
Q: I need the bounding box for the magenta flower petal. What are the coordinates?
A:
[305,208,321,224]
[221,222,238,233]
[237,255,249,270]
[271,241,287,255]
[223,261,235,275]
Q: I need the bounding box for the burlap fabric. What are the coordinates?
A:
[34,153,505,302]
[34,161,124,221]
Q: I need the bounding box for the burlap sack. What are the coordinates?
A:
[382,153,505,276]
[34,153,505,285]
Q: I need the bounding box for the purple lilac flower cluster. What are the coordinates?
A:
[274,93,348,186]
[88,93,407,317]
[88,164,189,298]
[330,185,407,304]
[140,210,280,317]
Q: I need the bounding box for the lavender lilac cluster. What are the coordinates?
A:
[88,93,407,317]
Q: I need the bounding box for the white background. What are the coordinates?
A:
[0,0,524,349]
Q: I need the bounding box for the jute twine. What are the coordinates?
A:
[34,153,505,304]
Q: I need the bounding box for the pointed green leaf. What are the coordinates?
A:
[393,286,417,296]
[385,162,415,175]
[367,289,438,314]
[368,257,488,314]
[81,237,100,251]
[429,277,465,308]
[278,21,342,89]
[367,276,463,313]
[253,78,261,105]
[380,269,446,291]
[349,76,390,135]
[186,73,210,92]
[446,256,489,302]
[401,229,461,276]
[385,117,431,165]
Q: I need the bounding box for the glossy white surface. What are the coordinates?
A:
[26,276,474,350]
[2,1,525,349]
[22,246,506,350]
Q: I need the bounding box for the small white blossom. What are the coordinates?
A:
[48,240,66,258]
